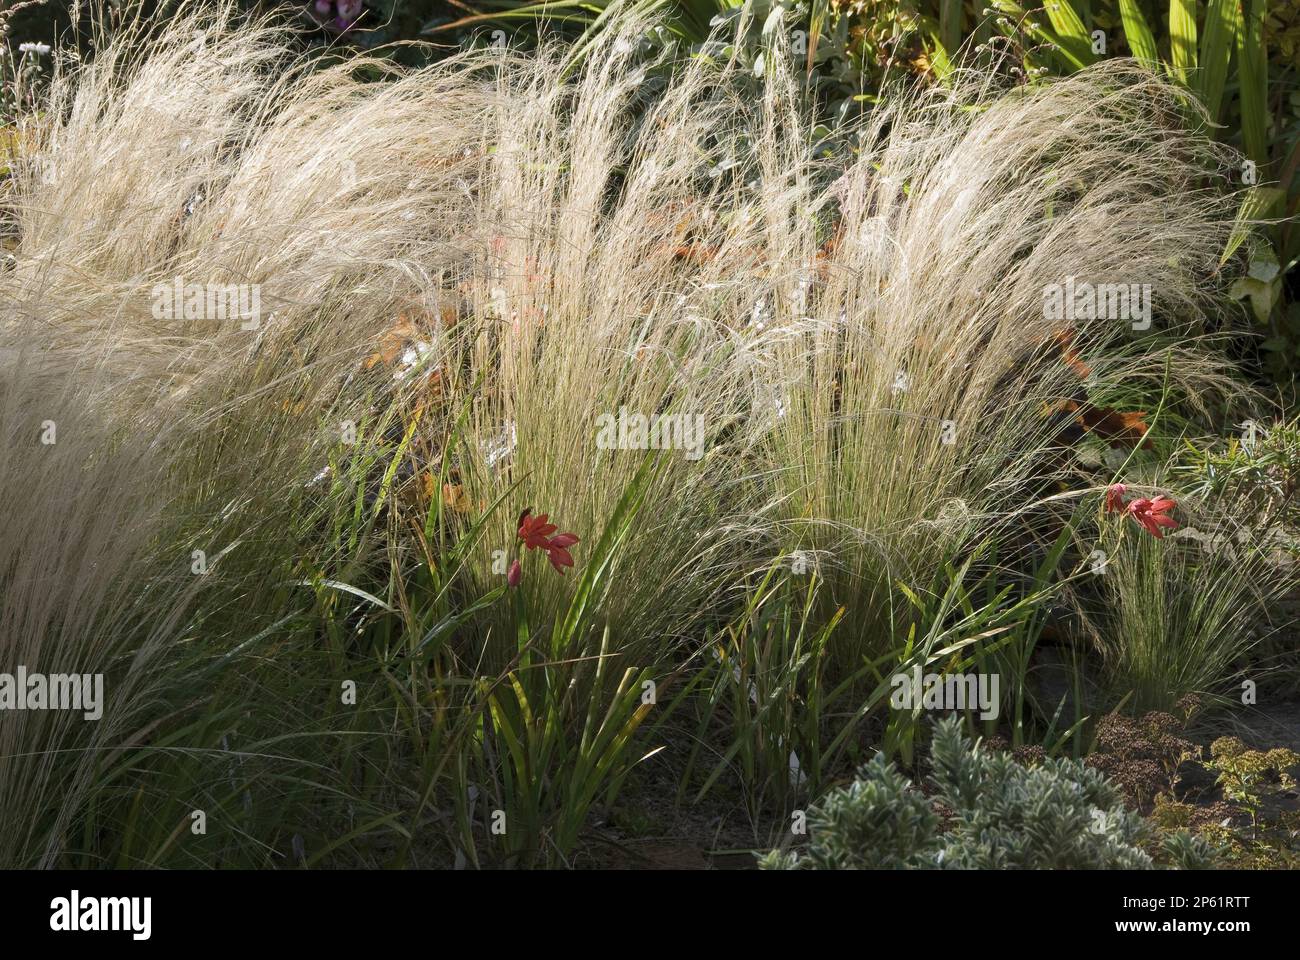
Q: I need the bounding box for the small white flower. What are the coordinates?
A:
[18,42,51,56]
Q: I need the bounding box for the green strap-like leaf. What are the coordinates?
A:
[1118,0,1158,68]
[1220,186,1285,268]
[1195,0,1237,121]
[1041,0,1099,71]
[939,0,963,58]
[916,14,957,82]
[1169,0,1198,84]
[1237,0,1270,168]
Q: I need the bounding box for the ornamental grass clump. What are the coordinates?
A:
[0,1,1277,866]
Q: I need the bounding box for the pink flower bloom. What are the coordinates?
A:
[507,559,522,588]
[1127,495,1178,538]
[335,0,362,28]
[1104,483,1127,514]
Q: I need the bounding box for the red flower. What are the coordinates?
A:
[544,533,578,573]
[1104,483,1127,514]
[516,509,580,575]
[507,559,522,588]
[1127,495,1178,538]
[518,511,557,551]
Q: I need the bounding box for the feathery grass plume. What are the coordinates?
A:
[752,45,1247,667]
[444,18,778,671]
[0,360,195,867]
[441,14,1249,689]
[0,1,500,865]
